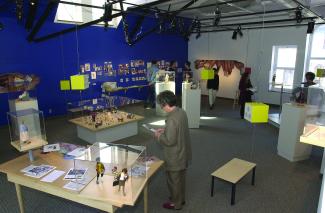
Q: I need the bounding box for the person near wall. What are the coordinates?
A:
[291,71,316,103]
[168,60,177,72]
[145,60,159,108]
[207,67,220,110]
[154,90,192,210]
[239,69,253,119]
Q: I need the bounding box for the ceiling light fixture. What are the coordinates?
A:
[295,7,303,23]
[195,18,201,39]
[237,25,243,37]
[103,1,113,29]
[232,30,237,40]
[213,5,221,26]
[307,20,315,34]
[0,22,3,31]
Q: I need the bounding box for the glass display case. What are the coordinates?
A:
[72,142,147,203]
[156,70,175,83]
[300,86,325,147]
[155,71,176,116]
[7,108,47,152]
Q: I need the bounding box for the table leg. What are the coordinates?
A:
[144,183,148,213]
[231,184,236,205]
[15,183,24,213]
[251,167,256,186]
[211,176,214,197]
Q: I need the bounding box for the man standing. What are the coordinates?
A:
[145,60,159,108]
[154,90,192,210]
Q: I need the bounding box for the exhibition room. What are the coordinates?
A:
[1,0,325,212]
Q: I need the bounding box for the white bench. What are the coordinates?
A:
[211,158,256,205]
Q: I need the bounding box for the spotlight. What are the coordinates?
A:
[16,0,23,22]
[232,30,237,40]
[295,7,303,23]
[237,26,243,37]
[307,21,315,34]
[103,1,113,29]
[195,18,201,40]
[0,22,3,31]
[213,5,221,26]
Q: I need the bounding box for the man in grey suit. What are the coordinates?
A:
[155,90,192,210]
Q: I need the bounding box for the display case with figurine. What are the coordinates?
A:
[155,70,176,116]
[73,142,147,205]
[300,86,325,147]
[7,108,47,152]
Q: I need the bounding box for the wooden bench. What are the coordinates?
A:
[211,158,256,205]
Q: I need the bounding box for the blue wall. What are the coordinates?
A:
[0,16,188,125]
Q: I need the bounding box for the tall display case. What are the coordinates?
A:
[73,142,147,204]
[7,108,47,152]
[300,86,325,147]
[155,71,175,116]
[182,82,201,128]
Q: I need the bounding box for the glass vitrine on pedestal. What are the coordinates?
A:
[155,71,175,116]
[7,109,47,161]
[73,142,147,205]
[300,86,325,147]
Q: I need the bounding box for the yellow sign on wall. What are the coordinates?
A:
[316,69,325,78]
[244,102,269,123]
[60,80,70,90]
[70,75,89,90]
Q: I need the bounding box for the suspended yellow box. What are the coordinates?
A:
[60,80,70,90]
[201,68,214,80]
[244,102,269,123]
[70,74,89,90]
[316,68,325,78]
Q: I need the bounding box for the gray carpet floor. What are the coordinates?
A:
[0,98,322,213]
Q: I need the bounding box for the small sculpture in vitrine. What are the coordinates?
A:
[19,121,30,144]
[112,166,119,186]
[118,168,128,196]
[91,111,97,123]
[95,157,105,184]
[127,113,134,119]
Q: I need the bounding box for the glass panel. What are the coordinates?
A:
[277,47,297,68]
[311,31,325,58]
[308,59,325,73]
[57,0,82,22]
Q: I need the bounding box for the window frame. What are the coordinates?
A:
[269,45,298,93]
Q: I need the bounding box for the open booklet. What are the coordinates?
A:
[142,124,156,133]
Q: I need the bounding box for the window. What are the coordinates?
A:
[55,0,157,28]
[269,45,298,91]
[304,25,325,80]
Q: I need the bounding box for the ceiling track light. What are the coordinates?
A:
[295,7,303,23]
[16,0,23,22]
[195,18,201,39]
[307,20,315,34]
[103,1,113,29]
[0,22,3,31]
[232,30,237,40]
[237,25,243,37]
[213,5,221,26]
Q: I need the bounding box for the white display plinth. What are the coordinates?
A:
[9,98,39,112]
[277,103,312,162]
[155,82,175,116]
[76,122,138,144]
[182,83,201,128]
[318,169,325,213]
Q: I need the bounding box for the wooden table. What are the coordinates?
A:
[0,150,163,213]
[211,158,256,205]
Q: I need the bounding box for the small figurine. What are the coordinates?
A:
[19,121,30,144]
[127,113,134,119]
[95,157,105,184]
[165,74,169,83]
[118,168,128,196]
[91,111,97,123]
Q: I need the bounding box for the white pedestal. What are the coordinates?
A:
[155,82,175,116]
[76,122,138,144]
[182,83,201,128]
[277,103,312,162]
[9,98,39,112]
[318,171,325,213]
